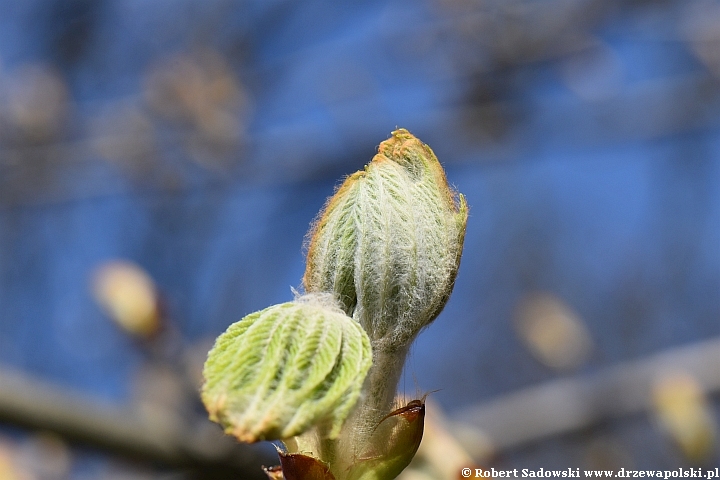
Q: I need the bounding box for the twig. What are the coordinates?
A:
[451,337,720,451]
[0,367,274,479]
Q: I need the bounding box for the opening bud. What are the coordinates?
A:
[304,129,468,350]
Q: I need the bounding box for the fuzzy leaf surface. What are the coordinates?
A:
[202,296,372,442]
[304,128,468,351]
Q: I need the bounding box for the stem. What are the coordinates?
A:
[302,344,410,478]
[319,434,338,466]
[339,344,409,462]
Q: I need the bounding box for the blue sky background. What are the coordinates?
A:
[0,0,718,476]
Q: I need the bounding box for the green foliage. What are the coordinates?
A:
[202,129,467,480]
[201,295,372,442]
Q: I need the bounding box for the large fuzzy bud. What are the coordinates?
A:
[304,129,468,351]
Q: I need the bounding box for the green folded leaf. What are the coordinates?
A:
[201,295,372,443]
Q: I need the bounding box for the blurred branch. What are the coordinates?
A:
[451,337,720,452]
[0,367,274,479]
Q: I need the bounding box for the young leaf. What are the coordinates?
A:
[201,294,372,442]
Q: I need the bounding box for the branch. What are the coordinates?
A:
[451,337,720,452]
[0,367,275,479]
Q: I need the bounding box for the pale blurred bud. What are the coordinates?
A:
[514,293,593,371]
[304,129,468,351]
[92,261,161,338]
[653,371,717,462]
[143,49,247,164]
[0,443,28,480]
[5,64,69,141]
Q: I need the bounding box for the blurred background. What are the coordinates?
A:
[0,0,719,478]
